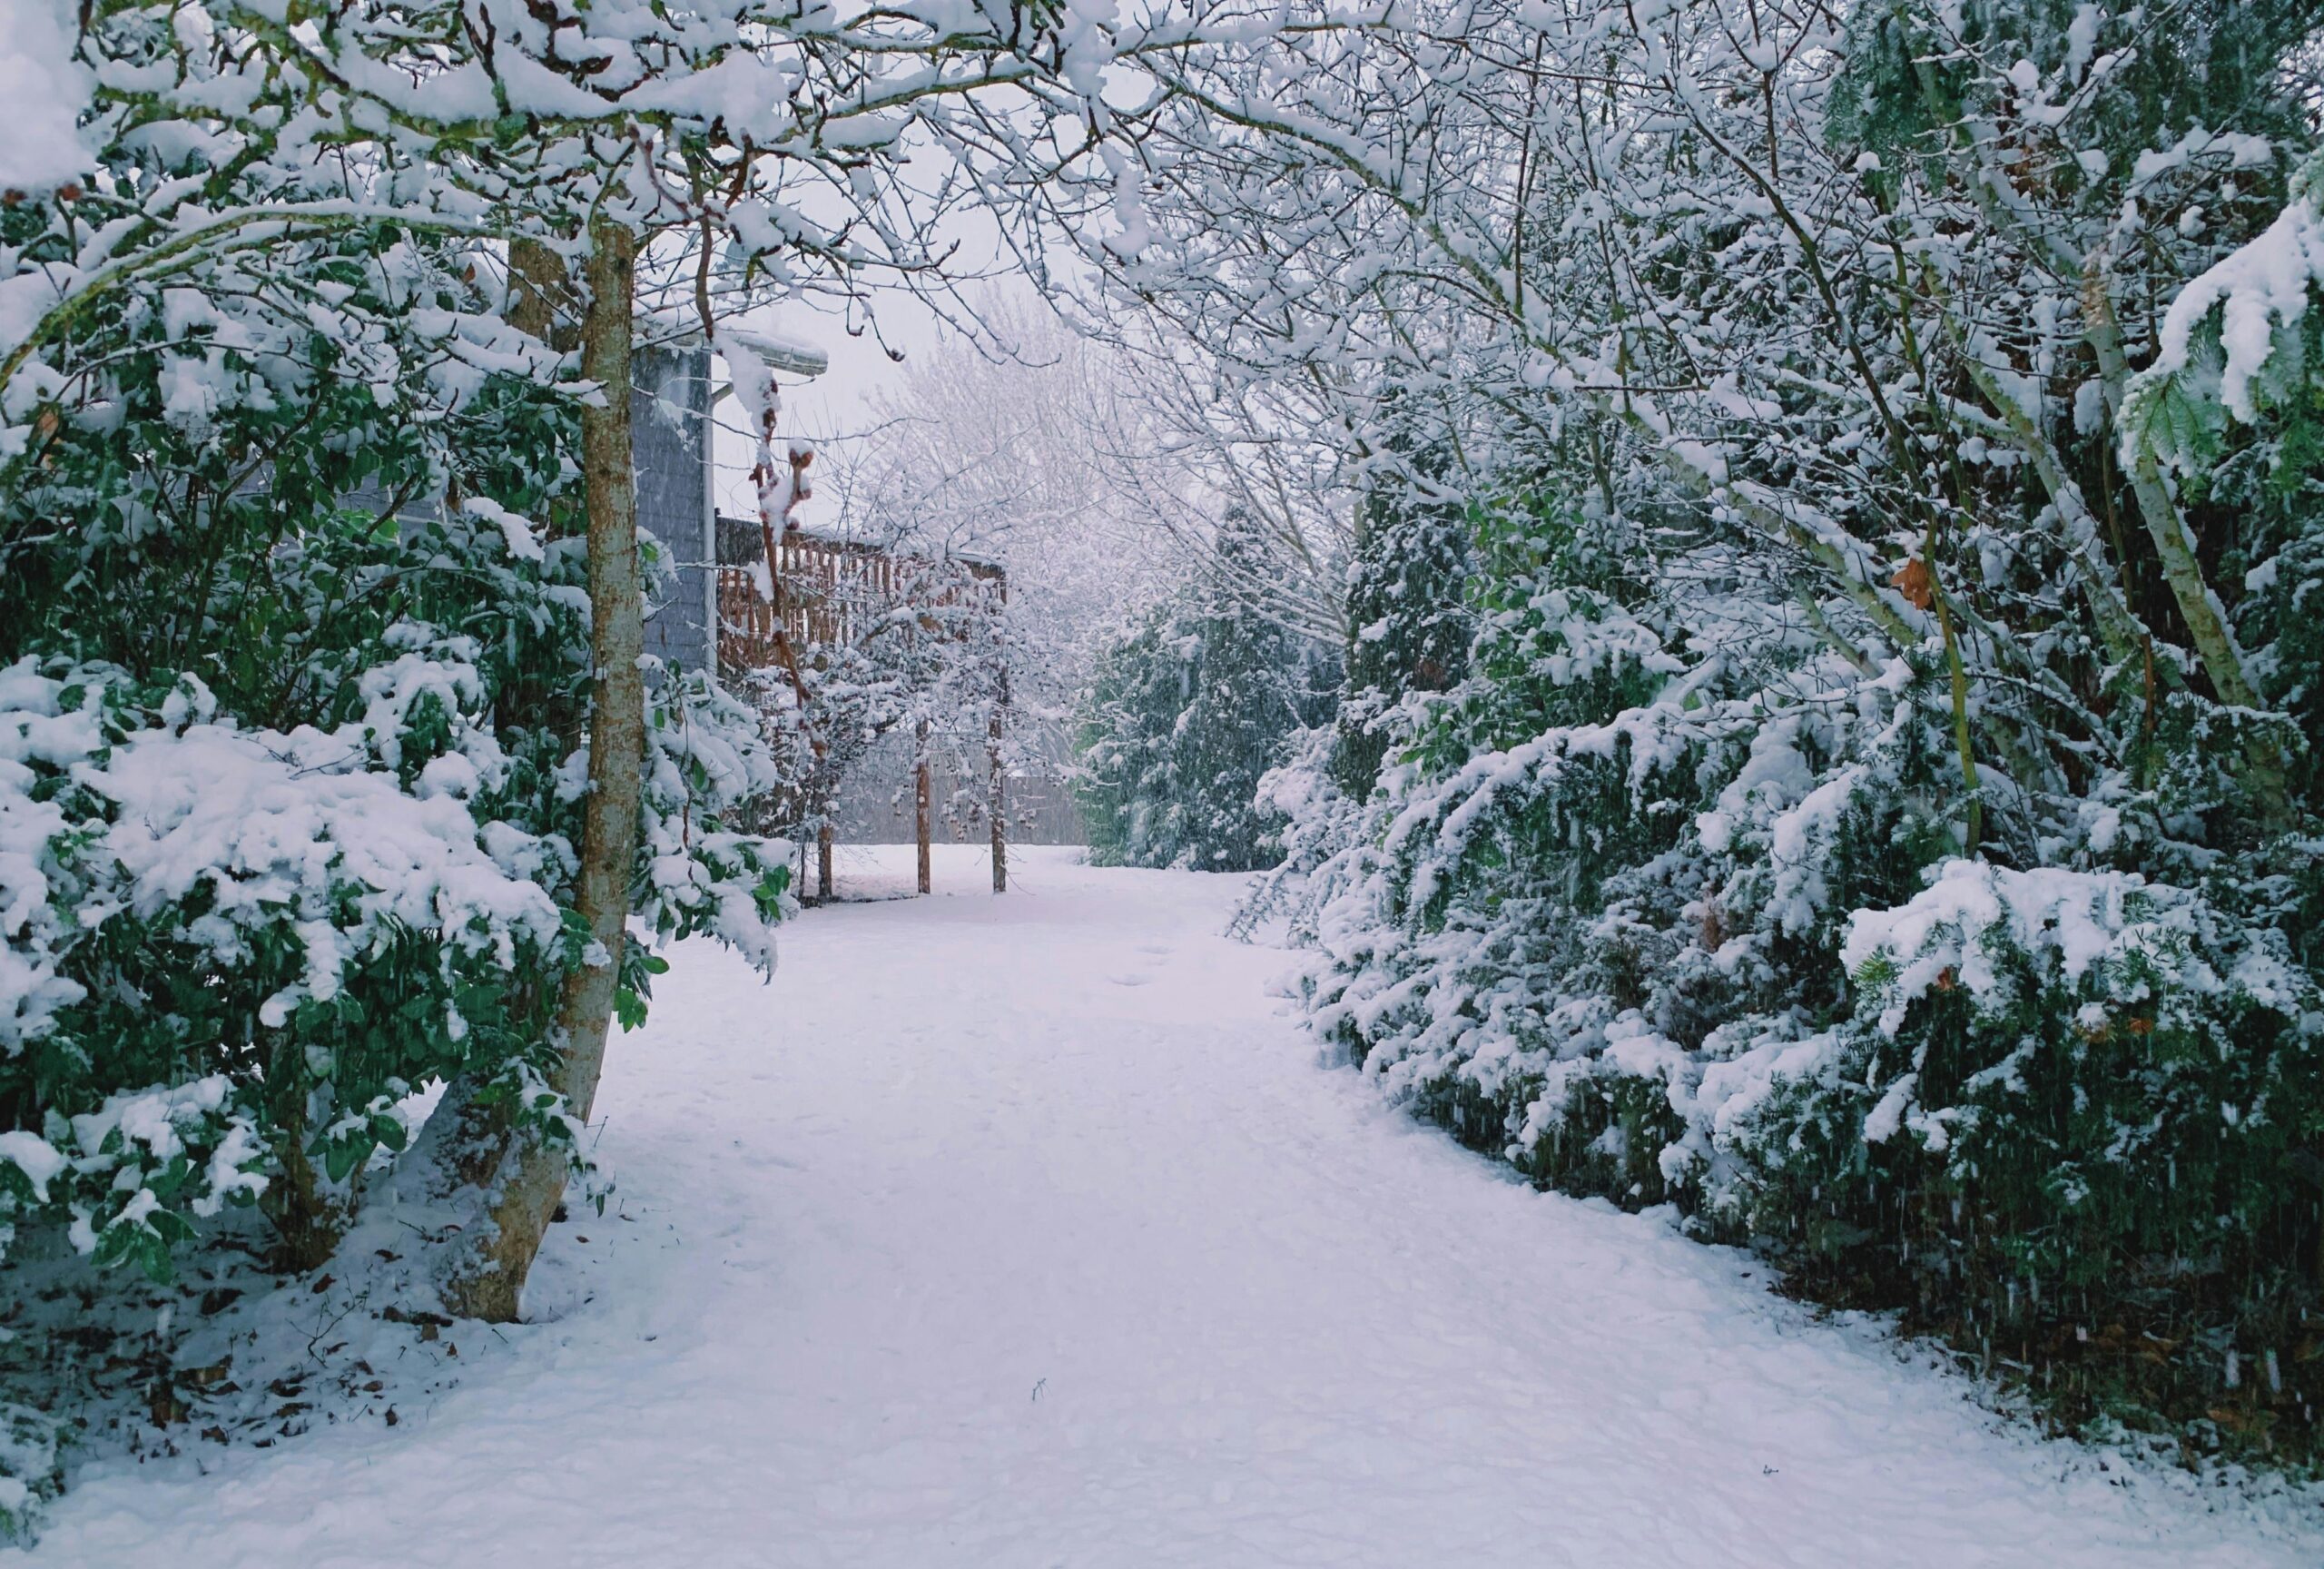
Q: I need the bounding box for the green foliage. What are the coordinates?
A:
[1689,873,2324,1448]
[1078,520,1337,871]
[1832,0,2317,195]
[1334,462,1472,796]
[0,218,784,1284]
[0,1401,61,1546]
[1292,470,2324,1460]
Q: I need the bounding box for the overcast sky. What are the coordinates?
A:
[710,272,1068,534]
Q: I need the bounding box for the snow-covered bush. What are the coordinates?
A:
[0,1399,59,1545]
[1689,866,2321,1313]
[0,656,567,1276]
[1280,465,2324,1450]
[1116,0,2324,1461]
[1332,433,1472,798]
[0,209,787,1278]
[2121,146,2324,481]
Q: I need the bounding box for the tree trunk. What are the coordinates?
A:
[2082,281,2290,828]
[507,237,570,350]
[438,217,644,1321]
[263,1045,351,1273]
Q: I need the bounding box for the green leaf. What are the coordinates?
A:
[94,1220,140,1272]
[322,1136,369,1186]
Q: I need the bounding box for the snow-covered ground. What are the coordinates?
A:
[17,846,2324,1565]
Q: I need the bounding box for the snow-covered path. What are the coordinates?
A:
[21,847,2324,1565]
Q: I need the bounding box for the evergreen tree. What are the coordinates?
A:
[1332,415,1472,797]
[1078,514,1337,870]
[1137,0,2324,1462]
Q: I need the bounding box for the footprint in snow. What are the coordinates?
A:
[1107,972,1153,987]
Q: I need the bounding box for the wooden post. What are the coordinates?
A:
[989,686,1006,894]
[817,815,833,902]
[915,718,932,895]
[988,567,1009,894]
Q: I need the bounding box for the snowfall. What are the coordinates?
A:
[14,846,2324,1566]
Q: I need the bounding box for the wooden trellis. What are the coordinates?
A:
[717,528,1008,901]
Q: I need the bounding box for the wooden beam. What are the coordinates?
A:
[915,719,932,896]
[990,691,1006,895]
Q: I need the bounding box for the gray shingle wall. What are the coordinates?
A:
[634,347,713,681]
[347,343,715,686]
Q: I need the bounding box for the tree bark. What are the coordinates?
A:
[2082,281,2291,828]
[507,237,570,350]
[263,1041,351,1273]
[438,217,644,1321]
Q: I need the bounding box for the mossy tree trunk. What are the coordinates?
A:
[438,216,643,1321]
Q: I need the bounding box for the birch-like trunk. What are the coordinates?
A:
[437,218,643,1321]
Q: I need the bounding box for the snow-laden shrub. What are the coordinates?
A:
[637,666,795,983]
[2122,148,2324,480]
[1685,865,2321,1308]
[0,656,570,1277]
[0,222,789,1279]
[1333,441,1471,798]
[1276,479,2324,1449]
[0,1400,60,1545]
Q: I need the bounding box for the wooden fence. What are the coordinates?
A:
[716,527,1011,900]
[719,531,1002,647]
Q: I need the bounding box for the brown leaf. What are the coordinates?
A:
[381,1305,452,1328]
[1698,903,1727,952]
[177,1357,231,1389]
[1891,557,1935,612]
